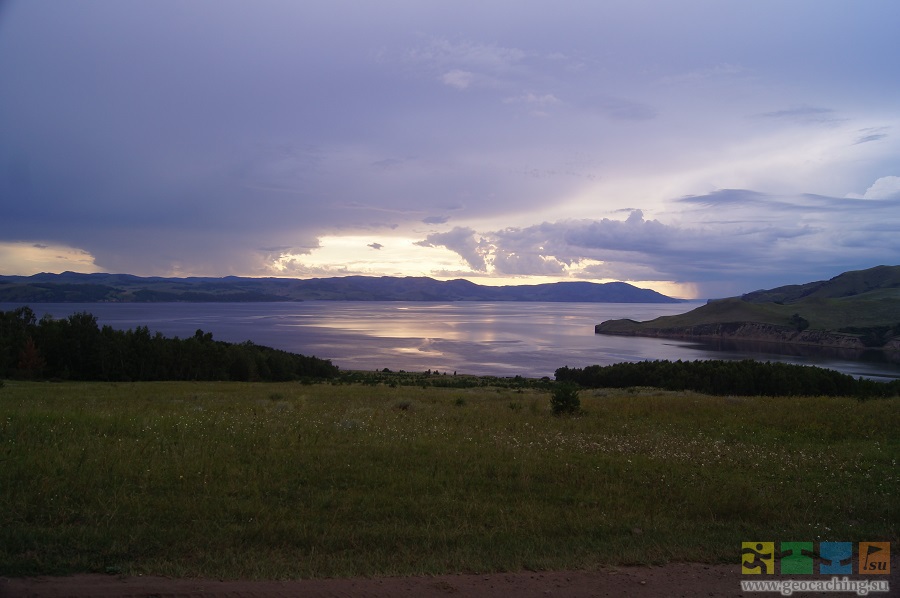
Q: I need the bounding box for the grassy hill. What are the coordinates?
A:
[596,265,900,349]
[741,264,900,303]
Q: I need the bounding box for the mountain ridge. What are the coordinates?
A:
[0,272,683,303]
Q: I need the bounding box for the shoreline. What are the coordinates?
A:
[596,321,900,353]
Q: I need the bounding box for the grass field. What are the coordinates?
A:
[1,379,897,579]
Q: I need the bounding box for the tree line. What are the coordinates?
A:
[0,307,339,382]
[555,359,900,399]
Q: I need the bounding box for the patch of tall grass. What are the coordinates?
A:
[1,380,897,578]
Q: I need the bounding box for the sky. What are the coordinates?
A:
[1,0,899,299]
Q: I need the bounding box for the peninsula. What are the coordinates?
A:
[596,265,900,351]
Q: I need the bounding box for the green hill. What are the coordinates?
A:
[596,265,900,350]
[740,264,900,304]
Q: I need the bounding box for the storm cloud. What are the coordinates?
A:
[1,0,899,297]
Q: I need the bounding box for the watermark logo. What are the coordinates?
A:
[740,577,891,596]
[780,542,814,575]
[741,541,890,575]
[740,542,891,595]
[821,542,853,575]
[859,542,890,575]
[742,542,775,574]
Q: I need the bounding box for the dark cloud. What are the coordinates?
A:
[677,189,769,207]
[756,105,843,125]
[853,127,889,146]
[562,210,673,253]
[1,1,897,292]
[368,243,384,250]
[855,134,887,145]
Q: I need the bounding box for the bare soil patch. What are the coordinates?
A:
[1,565,732,597]
[3,557,897,597]
[0,563,833,598]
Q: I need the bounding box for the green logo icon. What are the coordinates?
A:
[780,542,813,574]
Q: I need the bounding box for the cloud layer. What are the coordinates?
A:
[411,190,900,297]
[1,0,898,296]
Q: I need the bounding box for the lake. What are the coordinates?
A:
[4,301,900,380]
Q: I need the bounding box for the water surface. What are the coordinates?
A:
[5,301,899,380]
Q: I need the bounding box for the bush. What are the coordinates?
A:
[550,384,581,415]
[790,313,810,332]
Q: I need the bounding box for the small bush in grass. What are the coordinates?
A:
[550,384,581,415]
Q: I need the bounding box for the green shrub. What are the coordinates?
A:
[550,384,580,415]
[790,313,810,331]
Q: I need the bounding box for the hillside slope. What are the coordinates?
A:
[596,265,900,350]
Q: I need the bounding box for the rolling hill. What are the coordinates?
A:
[595,265,900,350]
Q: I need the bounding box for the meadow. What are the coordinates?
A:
[1,378,897,579]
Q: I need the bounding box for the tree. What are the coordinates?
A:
[550,383,581,415]
[17,337,45,378]
[0,307,37,376]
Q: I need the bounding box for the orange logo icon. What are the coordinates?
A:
[859,542,890,575]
